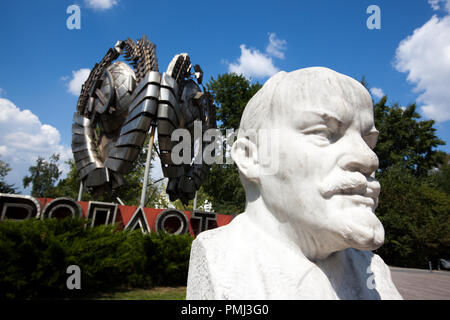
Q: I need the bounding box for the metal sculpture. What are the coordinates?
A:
[157,53,216,203]
[72,35,216,204]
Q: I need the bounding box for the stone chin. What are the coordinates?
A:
[347,213,384,251]
[327,206,385,252]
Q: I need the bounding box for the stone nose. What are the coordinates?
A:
[338,134,379,176]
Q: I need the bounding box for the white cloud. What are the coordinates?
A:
[266,33,287,59]
[66,68,90,96]
[0,98,72,193]
[0,88,6,97]
[428,0,450,12]
[228,33,287,80]
[370,87,385,99]
[394,14,450,122]
[85,0,118,10]
[429,0,441,10]
[228,45,279,79]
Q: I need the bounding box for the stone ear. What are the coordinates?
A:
[231,137,260,181]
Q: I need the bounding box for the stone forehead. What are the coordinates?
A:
[239,67,373,134]
[271,67,372,113]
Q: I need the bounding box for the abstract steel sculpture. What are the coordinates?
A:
[72,35,216,204]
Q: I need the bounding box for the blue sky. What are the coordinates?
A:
[0,0,449,194]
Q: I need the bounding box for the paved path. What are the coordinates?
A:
[389,267,450,300]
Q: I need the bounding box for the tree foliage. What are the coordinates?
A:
[202,164,245,214]
[23,154,61,198]
[0,158,16,194]
[51,159,82,200]
[201,73,262,214]
[0,217,193,299]
[173,185,214,212]
[207,73,262,130]
[376,165,450,268]
[427,154,450,194]
[373,97,445,176]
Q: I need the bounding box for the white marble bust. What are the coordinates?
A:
[186,67,402,300]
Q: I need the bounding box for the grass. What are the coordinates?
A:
[96,286,187,300]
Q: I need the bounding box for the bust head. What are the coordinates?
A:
[231,67,385,260]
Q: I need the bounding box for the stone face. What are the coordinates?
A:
[186,67,403,300]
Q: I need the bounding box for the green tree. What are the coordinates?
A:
[373,97,446,176]
[146,180,170,209]
[173,185,213,211]
[0,158,16,194]
[207,73,262,130]
[201,73,262,214]
[202,164,245,214]
[376,165,450,268]
[427,154,450,194]
[23,154,61,198]
[52,159,82,199]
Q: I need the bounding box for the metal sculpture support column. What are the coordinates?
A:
[193,191,198,211]
[77,182,83,202]
[140,125,156,208]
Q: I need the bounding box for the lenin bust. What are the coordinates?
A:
[186,67,402,300]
